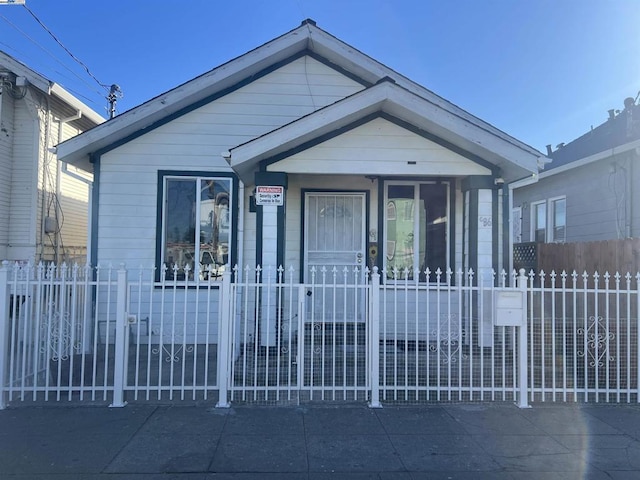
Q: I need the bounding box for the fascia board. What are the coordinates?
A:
[508,174,539,190]
[230,83,390,167]
[0,51,50,92]
[538,138,640,179]
[57,28,311,167]
[383,87,542,175]
[49,83,105,125]
[230,81,541,179]
[307,28,542,159]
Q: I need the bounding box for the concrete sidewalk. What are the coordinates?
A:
[1,402,640,479]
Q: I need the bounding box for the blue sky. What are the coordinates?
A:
[1,0,638,153]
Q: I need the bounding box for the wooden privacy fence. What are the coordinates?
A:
[515,238,640,276]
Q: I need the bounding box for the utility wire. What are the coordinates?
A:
[0,14,105,98]
[22,3,109,92]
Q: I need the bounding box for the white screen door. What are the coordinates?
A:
[304,192,367,322]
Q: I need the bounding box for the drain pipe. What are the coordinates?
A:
[237,180,245,279]
[57,112,91,186]
[56,111,94,265]
[507,174,538,277]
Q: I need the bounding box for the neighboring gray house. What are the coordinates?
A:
[512,95,640,245]
[0,51,104,265]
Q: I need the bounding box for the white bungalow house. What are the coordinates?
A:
[58,20,544,280]
[0,51,105,265]
[2,20,545,404]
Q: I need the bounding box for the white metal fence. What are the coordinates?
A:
[526,270,640,403]
[0,261,638,408]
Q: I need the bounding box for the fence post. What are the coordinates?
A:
[369,267,382,408]
[216,269,232,408]
[516,268,530,408]
[110,264,128,408]
[0,261,10,410]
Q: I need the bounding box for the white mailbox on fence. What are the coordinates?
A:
[494,290,526,327]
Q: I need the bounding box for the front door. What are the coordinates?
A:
[303,192,367,322]
[302,192,368,395]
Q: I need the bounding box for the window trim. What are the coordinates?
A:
[530,200,547,243]
[382,180,451,282]
[155,170,238,283]
[529,196,567,243]
[548,195,566,243]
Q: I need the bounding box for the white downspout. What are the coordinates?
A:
[237,181,245,280]
[508,174,538,277]
[56,111,93,265]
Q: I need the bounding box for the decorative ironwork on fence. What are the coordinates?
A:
[0,261,638,408]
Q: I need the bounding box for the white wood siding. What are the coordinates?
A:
[271,117,492,176]
[477,188,493,279]
[98,56,364,267]
[8,95,39,262]
[0,89,14,259]
[58,122,89,261]
[454,181,463,271]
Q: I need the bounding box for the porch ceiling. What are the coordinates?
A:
[229,80,544,184]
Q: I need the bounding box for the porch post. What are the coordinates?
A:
[0,262,10,409]
[368,267,382,408]
[109,264,128,408]
[254,171,288,348]
[516,268,530,408]
[216,269,232,408]
[462,176,499,348]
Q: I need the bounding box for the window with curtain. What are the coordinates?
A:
[385,182,449,281]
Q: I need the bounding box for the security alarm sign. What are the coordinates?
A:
[255,186,284,206]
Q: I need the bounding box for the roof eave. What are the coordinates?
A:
[57,25,312,170]
[58,21,542,173]
[229,82,543,184]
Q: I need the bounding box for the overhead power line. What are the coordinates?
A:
[0,14,105,98]
[22,3,109,93]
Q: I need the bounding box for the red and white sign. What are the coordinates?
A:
[255,186,284,206]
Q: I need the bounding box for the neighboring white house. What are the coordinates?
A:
[58,20,546,285]
[0,51,105,265]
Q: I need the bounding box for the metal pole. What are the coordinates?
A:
[516,268,530,408]
[369,267,382,408]
[0,261,11,409]
[216,269,232,408]
[110,264,128,407]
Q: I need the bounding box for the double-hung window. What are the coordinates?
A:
[530,197,566,243]
[531,201,547,243]
[549,197,566,243]
[160,174,233,281]
[384,181,449,280]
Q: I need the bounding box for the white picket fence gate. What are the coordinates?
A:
[0,261,638,408]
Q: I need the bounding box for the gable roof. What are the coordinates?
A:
[0,50,105,129]
[547,97,640,170]
[229,78,539,183]
[57,19,546,177]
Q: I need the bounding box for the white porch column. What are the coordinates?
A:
[254,172,288,348]
[462,176,500,348]
[260,205,279,347]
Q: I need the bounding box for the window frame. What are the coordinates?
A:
[530,200,547,243]
[156,170,238,283]
[382,180,451,282]
[548,196,566,243]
